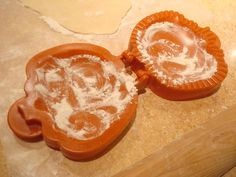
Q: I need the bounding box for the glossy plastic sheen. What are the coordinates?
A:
[124,11,228,100]
[8,43,138,161]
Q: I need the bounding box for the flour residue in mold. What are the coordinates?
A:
[136,22,217,85]
[34,54,137,140]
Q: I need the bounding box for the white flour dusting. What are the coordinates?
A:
[39,16,78,36]
[34,54,137,140]
[136,22,217,85]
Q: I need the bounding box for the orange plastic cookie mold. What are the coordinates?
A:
[8,43,138,160]
[8,10,228,161]
[123,11,228,100]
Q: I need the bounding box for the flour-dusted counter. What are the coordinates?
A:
[1,0,236,177]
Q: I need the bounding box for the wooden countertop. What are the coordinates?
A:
[1,0,236,177]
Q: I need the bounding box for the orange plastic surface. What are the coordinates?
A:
[125,11,228,100]
[8,43,138,161]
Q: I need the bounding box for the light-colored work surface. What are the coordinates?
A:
[1,0,236,177]
[20,0,131,34]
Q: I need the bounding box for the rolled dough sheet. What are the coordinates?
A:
[20,0,131,34]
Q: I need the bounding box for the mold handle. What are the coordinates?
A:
[17,97,48,123]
